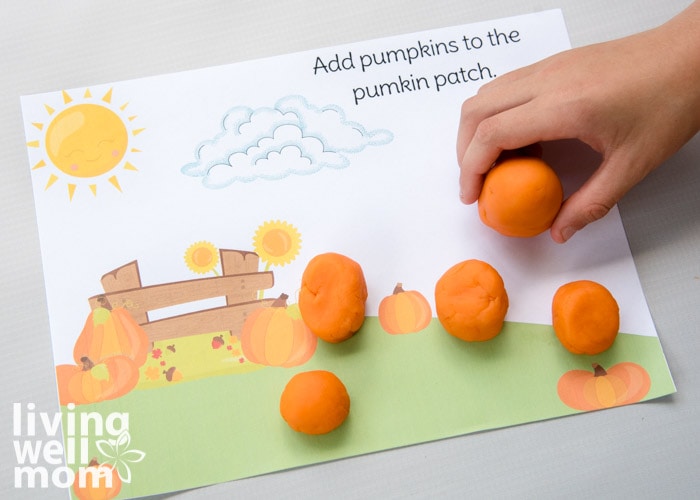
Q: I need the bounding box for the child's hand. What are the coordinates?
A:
[457,2,700,242]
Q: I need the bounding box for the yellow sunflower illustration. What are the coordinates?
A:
[252,220,301,270]
[184,241,220,275]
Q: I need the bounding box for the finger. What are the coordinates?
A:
[459,100,572,203]
[456,71,537,162]
[550,155,642,243]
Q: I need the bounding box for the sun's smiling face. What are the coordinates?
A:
[46,103,128,178]
[27,88,143,200]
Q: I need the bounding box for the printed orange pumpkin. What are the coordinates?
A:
[240,294,318,367]
[379,283,432,334]
[56,356,140,406]
[557,362,651,411]
[73,301,150,367]
[73,458,121,500]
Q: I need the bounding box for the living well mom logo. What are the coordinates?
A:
[13,402,145,494]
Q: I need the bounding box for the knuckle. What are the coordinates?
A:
[582,201,614,224]
[472,116,501,145]
[460,97,480,119]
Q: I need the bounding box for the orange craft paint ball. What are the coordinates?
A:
[279,370,350,435]
[552,280,620,355]
[298,252,368,343]
[478,157,563,237]
[434,259,509,342]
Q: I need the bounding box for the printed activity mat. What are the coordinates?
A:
[20,9,675,498]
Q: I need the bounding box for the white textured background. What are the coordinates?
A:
[1,1,698,498]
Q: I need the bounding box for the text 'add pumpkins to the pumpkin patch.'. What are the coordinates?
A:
[241,293,317,367]
[557,362,651,411]
[552,280,619,355]
[434,259,509,341]
[298,252,367,343]
[379,283,432,334]
[56,356,140,406]
[73,297,150,366]
[280,370,350,435]
[73,457,122,500]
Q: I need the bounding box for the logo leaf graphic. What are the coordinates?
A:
[95,430,146,483]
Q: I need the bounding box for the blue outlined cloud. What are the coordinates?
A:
[181,95,393,188]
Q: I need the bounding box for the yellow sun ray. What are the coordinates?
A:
[89,184,97,196]
[102,88,113,104]
[108,175,122,192]
[67,183,76,200]
[45,174,59,190]
[32,122,44,130]
[124,162,138,171]
[84,89,92,98]
[62,90,72,104]
[32,160,46,170]
[44,104,55,115]
[27,140,40,148]
[132,128,145,136]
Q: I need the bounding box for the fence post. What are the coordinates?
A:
[220,250,261,305]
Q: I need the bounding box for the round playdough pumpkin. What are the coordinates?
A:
[279,370,350,435]
[478,157,563,237]
[434,259,509,341]
[298,252,367,343]
[552,280,619,355]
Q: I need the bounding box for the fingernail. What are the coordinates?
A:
[561,226,576,242]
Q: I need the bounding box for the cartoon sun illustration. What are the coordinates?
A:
[253,220,302,270]
[26,87,143,200]
[184,241,220,275]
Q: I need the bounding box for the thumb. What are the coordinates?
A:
[550,157,634,243]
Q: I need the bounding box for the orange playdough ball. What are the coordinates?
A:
[298,252,368,343]
[279,370,350,435]
[552,280,620,355]
[434,259,509,342]
[478,157,563,237]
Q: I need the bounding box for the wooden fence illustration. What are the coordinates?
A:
[87,249,275,343]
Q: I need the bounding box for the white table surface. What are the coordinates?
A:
[2,1,698,498]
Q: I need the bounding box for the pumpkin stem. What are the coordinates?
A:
[592,363,608,377]
[393,283,405,295]
[80,357,95,371]
[88,457,99,467]
[272,293,289,308]
[96,295,113,311]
